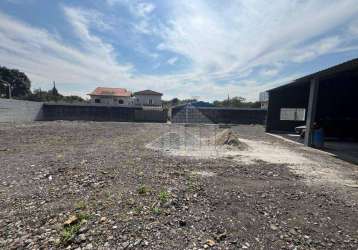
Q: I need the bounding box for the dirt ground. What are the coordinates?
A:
[0,121,357,250]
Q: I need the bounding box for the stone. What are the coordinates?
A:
[206,239,215,247]
[78,234,86,242]
[289,228,297,235]
[215,232,227,241]
[133,239,142,246]
[79,226,88,234]
[64,215,78,226]
[179,220,187,227]
[84,243,93,249]
[122,241,130,248]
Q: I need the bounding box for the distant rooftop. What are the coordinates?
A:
[89,87,131,97]
[133,90,162,96]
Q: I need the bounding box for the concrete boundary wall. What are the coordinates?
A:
[134,110,167,123]
[172,106,267,125]
[0,98,43,123]
[42,103,167,123]
[1,100,266,125]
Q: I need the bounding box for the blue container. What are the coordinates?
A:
[313,128,324,148]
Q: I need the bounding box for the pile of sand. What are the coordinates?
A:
[214,129,248,150]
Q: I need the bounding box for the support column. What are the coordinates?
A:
[304,78,319,146]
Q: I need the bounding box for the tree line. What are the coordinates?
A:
[163,96,260,109]
[0,66,84,103]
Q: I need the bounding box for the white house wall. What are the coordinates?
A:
[90,96,132,105]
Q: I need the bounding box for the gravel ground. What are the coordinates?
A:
[0,121,357,250]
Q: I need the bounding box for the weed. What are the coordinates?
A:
[104,190,112,198]
[60,212,90,245]
[74,200,86,210]
[152,207,161,215]
[158,190,170,203]
[138,185,150,195]
[187,174,197,191]
[77,212,91,221]
[61,223,81,244]
[133,205,144,215]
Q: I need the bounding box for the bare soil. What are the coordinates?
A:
[0,122,357,250]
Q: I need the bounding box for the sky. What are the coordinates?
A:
[0,0,358,101]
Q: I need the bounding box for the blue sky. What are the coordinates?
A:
[1,0,358,101]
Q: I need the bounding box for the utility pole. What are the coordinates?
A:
[8,84,12,99]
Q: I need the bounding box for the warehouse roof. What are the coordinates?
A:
[268,58,358,92]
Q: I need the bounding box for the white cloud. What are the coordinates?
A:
[348,20,358,35]
[107,0,155,18]
[107,0,156,35]
[292,36,343,63]
[136,2,155,17]
[260,68,279,77]
[157,1,358,79]
[1,1,358,102]
[106,0,127,7]
[133,19,152,34]
[0,9,210,100]
[0,9,133,96]
[167,57,178,65]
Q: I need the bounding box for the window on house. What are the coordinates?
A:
[149,99,153,105]
[280,108,306,121]
[95,99,101,103]
[118,99,124,104]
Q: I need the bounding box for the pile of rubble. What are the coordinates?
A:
[214,129,248,150]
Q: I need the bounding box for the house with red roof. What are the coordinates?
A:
[88,87,133,105]
[88,87,163,107]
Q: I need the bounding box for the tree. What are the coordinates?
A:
[27,88,44,102]
[162,98,197,109]
[213,96,246,107]
[0,66,31,98]
[171,98,180,106]
[62,95,84,103]
[51,81,59,96]
[27,87,84,103]
[0,65,84,103]
[213,96,261,108]
[51,81,60,102]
